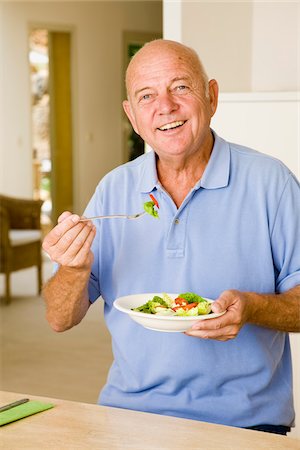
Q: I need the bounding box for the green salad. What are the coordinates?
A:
[132,292,212,317]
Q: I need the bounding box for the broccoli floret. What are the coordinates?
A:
[178,292,206,304]
[132,296,167,314]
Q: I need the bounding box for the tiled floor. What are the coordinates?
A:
[0,259,113,404]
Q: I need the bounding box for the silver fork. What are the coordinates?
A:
[79,211,146,221]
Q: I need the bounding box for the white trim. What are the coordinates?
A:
[218,91,300,103]
[212,90,300,179]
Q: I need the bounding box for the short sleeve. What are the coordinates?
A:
[271,173,300,292]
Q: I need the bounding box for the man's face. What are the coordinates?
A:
[123,45,218,161]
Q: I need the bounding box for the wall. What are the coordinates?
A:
[165,0,299,93]
[251,2,300,91]
[0,1,162,212]
[182,1,253,92]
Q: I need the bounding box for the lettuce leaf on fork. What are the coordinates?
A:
[143,194,159,218]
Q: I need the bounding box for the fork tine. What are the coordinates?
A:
[128,211,146,219]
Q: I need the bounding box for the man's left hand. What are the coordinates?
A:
[185,290,249,341]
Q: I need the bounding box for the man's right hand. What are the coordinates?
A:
[42,212,96,332]
[42,211,96,271]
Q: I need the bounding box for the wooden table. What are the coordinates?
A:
[1,391,299,449]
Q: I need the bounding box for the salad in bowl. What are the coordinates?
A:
[113,292,225,332]
[132,292,212,317]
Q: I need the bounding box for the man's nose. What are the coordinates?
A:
[157,93,178,114]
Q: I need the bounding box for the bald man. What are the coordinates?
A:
[43,40,300,435]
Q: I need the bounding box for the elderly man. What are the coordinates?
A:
[43,39,300,435]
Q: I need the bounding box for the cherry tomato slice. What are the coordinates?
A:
[172,305,183,311]
[184,302,198,310]
[172,302,198,312]
[175,297,187,305]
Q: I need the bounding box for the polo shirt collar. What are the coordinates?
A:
[198,130,230,190]
[138,130,230,193]
[139,151,159,193]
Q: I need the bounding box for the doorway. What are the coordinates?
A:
[29,28,73,229]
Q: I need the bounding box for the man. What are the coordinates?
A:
[42,39,300,434]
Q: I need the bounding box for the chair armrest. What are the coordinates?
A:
[0,203,9,232]
[0,205,10,253]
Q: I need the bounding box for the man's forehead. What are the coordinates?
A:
[132,46,191,70]
[125,41,204,96]
[128,57,194,90]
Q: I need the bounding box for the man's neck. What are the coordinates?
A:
[156,135,214,208]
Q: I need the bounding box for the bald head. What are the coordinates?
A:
[125,39,209,100]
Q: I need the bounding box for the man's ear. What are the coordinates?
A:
[208,79,219,117]
[123,100,138,134]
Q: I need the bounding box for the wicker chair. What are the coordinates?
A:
[0,194,43,303]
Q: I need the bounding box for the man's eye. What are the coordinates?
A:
[175,85,188,92]
[140,93,151,102]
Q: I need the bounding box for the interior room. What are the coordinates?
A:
[1,0,299,443]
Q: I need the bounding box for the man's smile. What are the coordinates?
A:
[157,120,187,131]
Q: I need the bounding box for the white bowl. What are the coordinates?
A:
[113,293,225,333]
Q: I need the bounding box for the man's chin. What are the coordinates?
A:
[155,148,192,160]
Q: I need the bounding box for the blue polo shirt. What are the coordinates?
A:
[85,131,300,428]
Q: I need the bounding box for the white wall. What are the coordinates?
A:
[164,0,299,93]
[163,0,182,42]
[0,1,162,212]
[251,2,300,92]
[182,0,253,92]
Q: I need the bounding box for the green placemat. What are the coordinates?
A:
[0,400,54,426]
